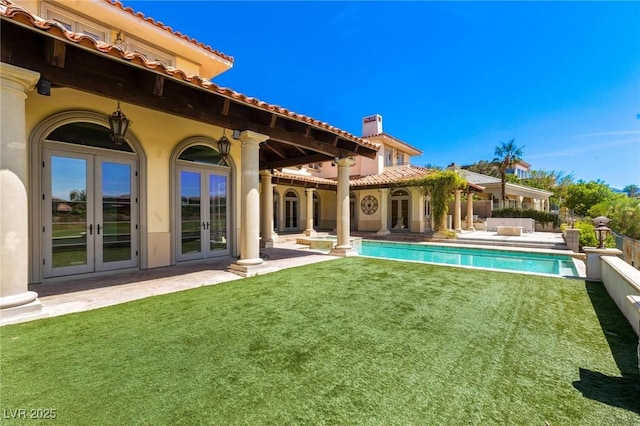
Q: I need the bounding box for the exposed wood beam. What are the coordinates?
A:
[153,75,164,96]
[45,38,66,68]
[261,141,288,159]
[269,113,277,128]
[264,153,332,170]
[222,98,230,116]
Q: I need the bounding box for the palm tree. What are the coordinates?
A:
[493,139,524,207]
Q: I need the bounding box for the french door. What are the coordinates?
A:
[177,167,229,261]
[284,191,298,231]
[43,149,138,278]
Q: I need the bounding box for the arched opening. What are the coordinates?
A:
[391,189,410,231]
[284,190,299,231]
[175,143,231,261]
[33,114,143,280]
[313,192,320,228]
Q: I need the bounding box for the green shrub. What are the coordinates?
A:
[491,208,560,227]
[573,220,615,250]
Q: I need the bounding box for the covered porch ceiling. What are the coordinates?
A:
[0,7,378,169]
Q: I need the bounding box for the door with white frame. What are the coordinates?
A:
[284,190,299,231]
[177,162,230,261]
[43,147,138,278]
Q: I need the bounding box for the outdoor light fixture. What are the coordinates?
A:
[592,216,611,249]
[107,101,131,145]
[217,128,231,159]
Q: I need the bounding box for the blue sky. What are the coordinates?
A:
[127,1,640,189]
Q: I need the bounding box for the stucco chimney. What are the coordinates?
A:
[362,114,383,137]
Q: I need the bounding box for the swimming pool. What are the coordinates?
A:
[357,240,580,277]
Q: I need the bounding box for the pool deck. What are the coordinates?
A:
[10,231,584,326]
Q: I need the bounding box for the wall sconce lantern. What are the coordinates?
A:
[592,216,611,249]
[107,101,131,145]
[217,129,231,159]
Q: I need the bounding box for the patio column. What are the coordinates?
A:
[517,196,524,209]
[260,169,275,248]
[304,188,316,236]
[377,188,390,236]
[0,64,45,325]
[229,131,274,277]
[330,157,357,257]
[454,189,462,232]
[466,192,475,231]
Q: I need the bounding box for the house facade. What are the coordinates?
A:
[0,0,378,324]
[269,114,485,237]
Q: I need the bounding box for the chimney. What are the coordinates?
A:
[362,114,383,137]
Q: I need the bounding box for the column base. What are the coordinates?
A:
[228,262,279,278]
[329,246,358,257]
[0,296,47,326]
[376,229,390,236]
[455,228,463,233]
[260,240,274,248]
[304,229,317,237]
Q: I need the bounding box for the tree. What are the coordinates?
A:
[493,139,524,205]
[408,170,467,232]
[522,169,574,209]
[463,160,500,178]
[623,184,639,198]
[565,180,619,217]
[589,197,640,240]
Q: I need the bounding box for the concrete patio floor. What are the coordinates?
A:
[13,230,580,326]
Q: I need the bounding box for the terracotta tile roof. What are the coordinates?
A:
[106,0,234,64]
[273,170,337,186]
[363,132,422,155]
[350,165,432,187]
[274,166,484,192]
[0,0,378,152]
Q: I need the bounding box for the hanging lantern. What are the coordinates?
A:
[107,101,131,145]
[217,129,231,159]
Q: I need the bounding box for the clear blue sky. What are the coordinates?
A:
[127,1,640,190]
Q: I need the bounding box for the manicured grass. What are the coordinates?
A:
[2,258,639,424]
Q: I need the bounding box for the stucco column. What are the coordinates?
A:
[229,131,274,277]
[517,196,524,209]
[0,64,45,325]
[304,188,316,236]
[330,157,357,257]
[454,189,462,232]
[260,169,275,248]
[466,192,475,231]
[377,188,390,235]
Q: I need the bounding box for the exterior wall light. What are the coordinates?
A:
[107,101,131,145]
[217,129,231,159]
[592,216,611,249]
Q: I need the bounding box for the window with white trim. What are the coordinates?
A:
[42,4,108,41]
[125,37,175,67]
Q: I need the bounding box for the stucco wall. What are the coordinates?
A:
[25,88,240,277]
[601,256,640,337]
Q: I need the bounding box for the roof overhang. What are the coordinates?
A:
[0,4,378,169]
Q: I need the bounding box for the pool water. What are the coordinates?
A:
[358,240,579,277]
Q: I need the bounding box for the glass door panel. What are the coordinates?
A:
[97,160,137,271]
[180,171,203,258]
[209,174,227,253]
[49,155,91,274]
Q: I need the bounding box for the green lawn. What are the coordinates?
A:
[2,258,639,425]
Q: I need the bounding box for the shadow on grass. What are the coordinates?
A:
[572,281,640,414]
